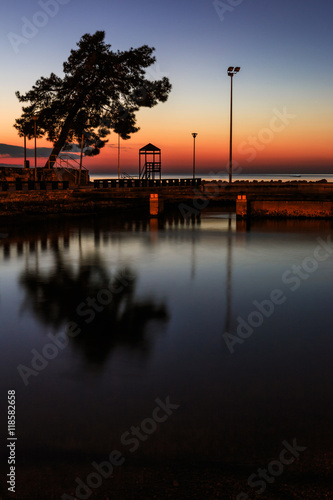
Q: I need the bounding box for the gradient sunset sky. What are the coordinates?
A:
[0,0,332,176]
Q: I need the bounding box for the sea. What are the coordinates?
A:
[0,177,332,496]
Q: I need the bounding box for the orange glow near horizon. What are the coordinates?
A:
[1,105,332,174]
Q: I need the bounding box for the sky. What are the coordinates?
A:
[0,0,332,176]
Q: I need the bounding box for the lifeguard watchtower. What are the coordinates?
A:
[139,143,161,180]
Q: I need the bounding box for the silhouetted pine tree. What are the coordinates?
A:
[14,31,171,168]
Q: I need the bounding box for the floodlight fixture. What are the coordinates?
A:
[227,66,241,77]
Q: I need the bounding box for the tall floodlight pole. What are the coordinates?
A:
[192,133,198,180]
[227,66,240,183]
[33,116,38,181]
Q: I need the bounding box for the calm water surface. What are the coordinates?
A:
[0,211,332,469]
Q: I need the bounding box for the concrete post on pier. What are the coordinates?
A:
[236,194,248,218]
[150,193,164,216]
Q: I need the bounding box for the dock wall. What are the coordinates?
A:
[236,196,333,219]
[0,166,89,187]
[0,181,333,218]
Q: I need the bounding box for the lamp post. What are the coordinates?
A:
[79,132,84,186]
[24,134,27,168]
[118,134,120,179]
[33,116,38,181]
[227,66,240,183]
[79,119,91,186]
[192,132,198,180]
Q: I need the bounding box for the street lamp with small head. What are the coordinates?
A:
[192,133,198,181]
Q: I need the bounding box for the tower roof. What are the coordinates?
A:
[139,143,160,152]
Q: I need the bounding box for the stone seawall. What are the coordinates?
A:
[0,166,89,186]
[0,189,139,216]
[250,200,333,218]
[0,182,332,218]
[0,187,198,217]
[202,181,333,200]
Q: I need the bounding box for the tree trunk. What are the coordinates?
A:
[43,105,80,168]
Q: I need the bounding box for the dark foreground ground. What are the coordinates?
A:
[1,454,332,500]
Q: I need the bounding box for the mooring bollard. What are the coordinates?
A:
[236,194,248,218]
[150,193,164,216]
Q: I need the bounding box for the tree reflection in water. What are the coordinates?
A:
[19,251,169,367]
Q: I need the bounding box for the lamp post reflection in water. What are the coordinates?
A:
[224,215,233,334]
